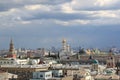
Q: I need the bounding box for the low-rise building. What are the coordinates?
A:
[52,70,63,77]
[30,69,73,80]
[0,58,29,65]
[94,74,119,80]
[0,64,50,80]
[0,70,18,80]
[30,71,52,80]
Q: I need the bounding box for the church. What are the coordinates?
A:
[59,39,76,59]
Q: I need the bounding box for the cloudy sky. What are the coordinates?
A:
[0,0,120,49]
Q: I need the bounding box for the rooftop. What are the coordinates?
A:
[0,64,50,68]
[95,74,119,79]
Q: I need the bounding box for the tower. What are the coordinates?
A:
[62,39,67,52]
[9,39,14,53]
[106,50,115,68]
[91,59,99,72]
[116,59,120,75]
[7,39,16,59]
[66,44,70,52]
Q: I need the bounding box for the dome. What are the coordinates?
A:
[31,60,37,65]
[92,59,99,64]
[62,39,66,43]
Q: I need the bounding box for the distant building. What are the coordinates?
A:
[106,51,115,68]
[6,39,16,59]
[60,39,76,59]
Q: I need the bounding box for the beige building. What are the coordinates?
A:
[0,58,29,65]
[94,74,119,80]
[66,69,93,80]
[0,70,18,80]
[0,64,49,80]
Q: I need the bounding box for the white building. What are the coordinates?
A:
[60,39,76,59]
[30,71,52,80]
[52,70,63,77]
[0,58,29,65]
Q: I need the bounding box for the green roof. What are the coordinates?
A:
[92,59,99,64]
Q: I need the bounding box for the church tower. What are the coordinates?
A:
[62,39,67,52]
[106,50,115,68]
[7,39,16,59]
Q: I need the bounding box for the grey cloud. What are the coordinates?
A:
[0,0,120,49]
[22,11,96,21]
[0,0,72,11]
[65,0,120,11]
[1,22,120,49]
[75,6,120,11]
[0,0,120,12]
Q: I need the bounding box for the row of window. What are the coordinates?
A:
[0,61,14,64]
[33,74,51,78]
[45,74,51,77]
[39,74,51,77]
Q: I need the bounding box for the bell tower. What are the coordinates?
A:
[62,39,67,52]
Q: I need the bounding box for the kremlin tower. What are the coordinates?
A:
[7,39,16,59]
[106,50,115,68]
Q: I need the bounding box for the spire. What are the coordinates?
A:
[10,38,13,44]
[9,38,14,53]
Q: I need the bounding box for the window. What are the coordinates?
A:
[33,75,37,78]
[40,75,43,77]
[46,74,50,77]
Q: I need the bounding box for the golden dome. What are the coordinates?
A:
[62,39,66,43]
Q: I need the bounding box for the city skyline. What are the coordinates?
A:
[0,0,120,49]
